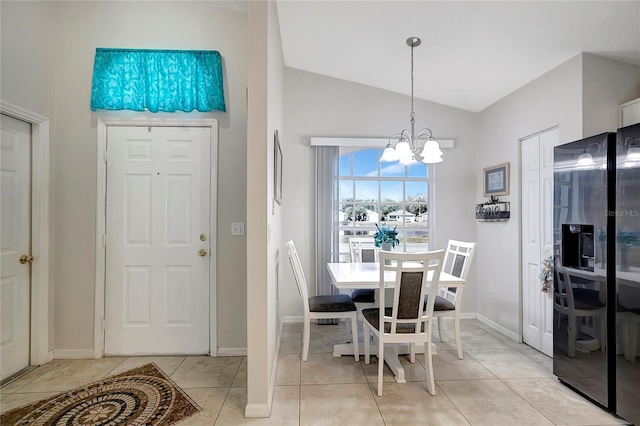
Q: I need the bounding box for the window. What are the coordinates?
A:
[337,148,431,261]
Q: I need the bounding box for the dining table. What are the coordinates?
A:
[326,261,466,383]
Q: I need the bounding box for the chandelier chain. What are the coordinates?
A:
[410,41,415,124]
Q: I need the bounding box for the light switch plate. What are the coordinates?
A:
[231,222,245,236]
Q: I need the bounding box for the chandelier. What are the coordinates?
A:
[379,37,443,165]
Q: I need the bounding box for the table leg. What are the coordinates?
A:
[333,341,436,383]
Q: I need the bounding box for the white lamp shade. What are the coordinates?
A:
[379,146,399,162]
[577,152,594,167]
[421,152,443,164]
[395,140,412,157]
[419,139,443,157]
[399,154,417,165]
[627,146,640,162]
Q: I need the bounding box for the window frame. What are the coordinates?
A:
[337,147,433,260]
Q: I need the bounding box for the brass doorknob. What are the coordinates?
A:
[198,249,208,257]
[19,255,34,264]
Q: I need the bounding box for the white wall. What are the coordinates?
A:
[281,68,479,318]
[582,53,640,136]
[1,1,58,351]
[476,53,640,337]
[2,1,248,352]
[476,55,583,335]
[246,0,284,416]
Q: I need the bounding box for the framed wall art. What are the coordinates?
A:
[483,162,510,197]
[274,130,283,205]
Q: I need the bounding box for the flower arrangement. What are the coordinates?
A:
[596,228,640,246]
[618,228,640,246]
[539,255,553,293]
[374,224,399,248]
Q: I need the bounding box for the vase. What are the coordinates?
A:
[381,242,393,265]
[619,245,629,271]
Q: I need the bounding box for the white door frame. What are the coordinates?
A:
[94,117,218,358]
[0,101,51,366]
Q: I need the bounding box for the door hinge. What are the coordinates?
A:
[103,148,108,163]
[101,318,106,333]
[102,234,107,247]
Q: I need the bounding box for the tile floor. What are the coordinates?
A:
[0,319,629,425]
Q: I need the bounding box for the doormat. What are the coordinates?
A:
[0,362,201,425]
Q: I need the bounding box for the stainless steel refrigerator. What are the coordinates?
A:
[553,123,640,424]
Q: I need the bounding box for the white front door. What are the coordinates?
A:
[522,127,558,356]
[105,126,211,355]
[0,114,32,380]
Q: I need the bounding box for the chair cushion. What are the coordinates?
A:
[574,298,605,310]
[423,295,455,311]
[572,288,600,302]
[571,288,604,310]
[362,308,426,333]
[351,288,375,303]
[308,294,357,313]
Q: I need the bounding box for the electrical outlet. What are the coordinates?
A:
[489,282,494,294]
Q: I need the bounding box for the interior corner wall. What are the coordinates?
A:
[476,54,584,336]
[266,0,285,401]
[246,0,284,417]
[1,0,58,351]
[582,53,640,136]
[3,1,248,352]
[281,68,479,320]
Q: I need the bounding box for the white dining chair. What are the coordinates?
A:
[363,249,445,396]
[285,241,359,362]
[349,237,378,264]
[425,240,476,360]
[348,236,378,311]
[553,265,605,358]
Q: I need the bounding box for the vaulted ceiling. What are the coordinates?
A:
[276,1,640,112]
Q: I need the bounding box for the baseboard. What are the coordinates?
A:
[244,403,271,418]
[476,313,520,342]
[460,312,477,320]
[217,347,247,356]
[46,350,55,363]
[244,323,281,418]
[53,349,95,359]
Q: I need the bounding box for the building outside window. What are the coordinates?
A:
[337,147,431,261]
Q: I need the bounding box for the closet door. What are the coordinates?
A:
[522,127,558,356]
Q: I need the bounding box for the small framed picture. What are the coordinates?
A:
[274,130,283,205]
[483,162,510,197]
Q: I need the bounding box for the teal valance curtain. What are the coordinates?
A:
[91,48,226,113]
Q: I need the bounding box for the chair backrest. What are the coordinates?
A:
[349,237,378,263]
[378,250,445,335]
[285,241,310,313]
[553,264,571,311]
[443,240,476,280]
